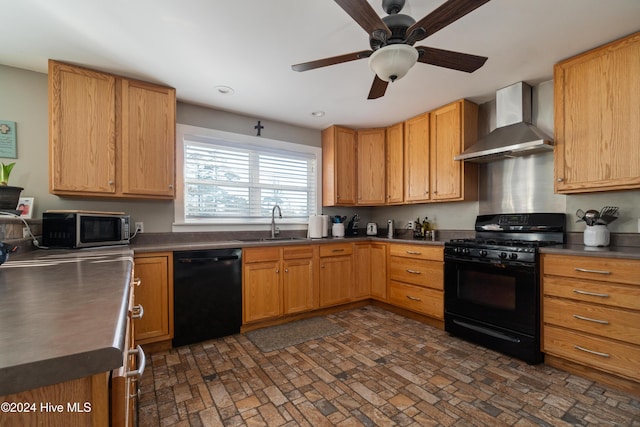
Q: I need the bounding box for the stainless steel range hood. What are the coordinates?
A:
[455,82,554,163]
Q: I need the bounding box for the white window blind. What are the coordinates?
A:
[183,137,317,221]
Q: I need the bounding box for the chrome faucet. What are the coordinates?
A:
[271,204,282,238]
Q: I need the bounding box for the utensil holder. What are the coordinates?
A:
[332,223,345,238]
[584,224,610,247]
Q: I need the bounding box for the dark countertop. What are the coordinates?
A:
[540,244,640,260]
[0,247,134,396]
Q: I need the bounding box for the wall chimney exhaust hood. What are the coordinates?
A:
[455,82,553,163]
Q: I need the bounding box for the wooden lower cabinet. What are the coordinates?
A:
[283,246,318,314]
[387,243,443,319]
[133,252,174,345]
[243,245,317,323]
[542,254,640,391]
[319,243,353,307]
[354,242,387,301]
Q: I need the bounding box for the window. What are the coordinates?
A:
[175,124,320,228]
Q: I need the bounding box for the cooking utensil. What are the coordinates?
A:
[575,209,586,223]
[597,206,619,225]
[584,209,600,226]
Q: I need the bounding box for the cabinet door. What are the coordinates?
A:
[322,126,356,206]
[134,253,173,344]
[243,261,282,323]
[404,113,430,203]
[353,244,371,299]
[430,102,462,201]
[386,122,404,204]
[49,60,116,194]
[370,243,387,300]
[554,32,640,193]
[356,128,386,205]
[121,79,176,198]
[283,258,316,314]
[319,256,353,307]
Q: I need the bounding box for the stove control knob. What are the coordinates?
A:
[509,252,518,260]
[462,247,471,255]
[499,252,507,259]
[453,247,461,254]
[479,249,488,257]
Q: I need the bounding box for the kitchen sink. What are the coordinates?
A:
[236,237,309,242]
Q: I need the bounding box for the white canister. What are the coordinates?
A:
[332,223,345,238]
[583,224,610,247]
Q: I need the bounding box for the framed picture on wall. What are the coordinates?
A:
[17,197,33,219]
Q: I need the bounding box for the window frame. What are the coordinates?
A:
[173,124,322,232]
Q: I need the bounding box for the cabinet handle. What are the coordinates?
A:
[406,295,422,301]
[332,249,345,252]
[574,345,609,358]
[126,345,147,378]
[557,178,564,182]
[133,278,142,287]
[573,289,609,298]
[573,314,609,325]
[574,267,611,275]
[406,250,421,255]
[320,264,325,268]
[131,304,144,319]
[406,269,421,275]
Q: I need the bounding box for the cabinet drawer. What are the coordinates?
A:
[544,325,640,381]
[388,281,443,319]
[544,297,640,345]
[389,244,443,261]
[243,247,280,263]
[283,245,315,260]
[543,276,640,311]
[389,256,443,289]
[319,243,353,257]
[542,254,640,285]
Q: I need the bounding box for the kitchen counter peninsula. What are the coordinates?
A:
[0,247,134,396]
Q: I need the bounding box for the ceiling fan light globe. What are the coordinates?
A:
[368,44,418,82]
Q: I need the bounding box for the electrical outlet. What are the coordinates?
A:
[23,227,30,238]
[135,222,144,233]
[407,221,415,230]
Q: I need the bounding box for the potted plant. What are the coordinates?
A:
[0,162,23,211]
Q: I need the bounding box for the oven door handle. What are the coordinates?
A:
[452,319,521,343]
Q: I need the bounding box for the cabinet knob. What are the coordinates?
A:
[108,180,114,185]
[557,178,564,182]
[168,184,174,189]
[275,268,280,273]
[285,268,289,273]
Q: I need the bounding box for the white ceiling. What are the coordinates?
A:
[1,0,639,130]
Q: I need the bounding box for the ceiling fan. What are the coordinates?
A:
[292,0,490,99]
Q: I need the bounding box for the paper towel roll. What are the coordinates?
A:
[321,215,329,237]
[308,215,323,239]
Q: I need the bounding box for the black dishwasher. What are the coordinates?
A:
[173,248,242,347]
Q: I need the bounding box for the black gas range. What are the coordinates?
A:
[444,213,565,364]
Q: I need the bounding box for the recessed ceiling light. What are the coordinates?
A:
[311,110,325,118]
[215,85,234,95]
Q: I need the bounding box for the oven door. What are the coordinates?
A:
[444,255,538,335]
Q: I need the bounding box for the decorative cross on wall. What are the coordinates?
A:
[254,120,264,136]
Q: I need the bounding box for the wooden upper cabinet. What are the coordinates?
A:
[322,126,356,206]
[48,60,176,199]
[121,79,176,197]
[430,100,478,202]
[385,122,404,204]
[554,31,640,193]
[404,112,431,203]
[356,128,386,205]
[49,61,117,194]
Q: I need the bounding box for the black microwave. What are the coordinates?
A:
[42,211,131,249]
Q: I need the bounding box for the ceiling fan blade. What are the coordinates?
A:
[334,0,391,43]
[367,75,388,99]
[407,0,491,43]
[292,50,373,72]
[416,46,487,73]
